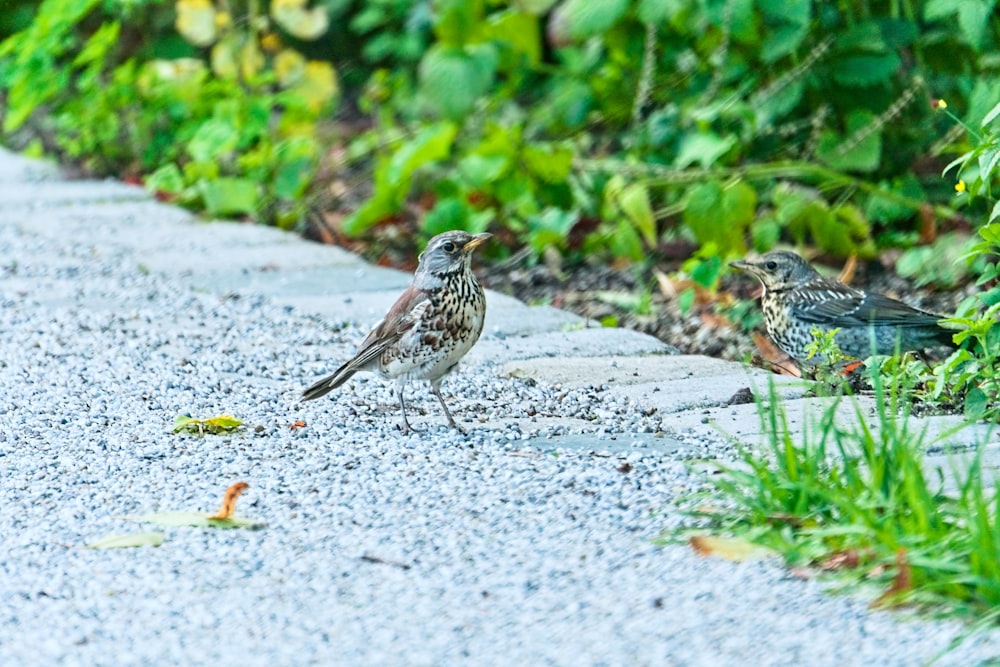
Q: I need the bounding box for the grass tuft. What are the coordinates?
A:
[690,371,1000,623]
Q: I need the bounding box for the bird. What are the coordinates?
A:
[302,230,492,433]
[729,250,955,362]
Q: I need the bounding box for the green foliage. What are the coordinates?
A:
[0,0,338,228]
[873,100,1000,421]
[692,379,1000,620]
[3,0,1000,266]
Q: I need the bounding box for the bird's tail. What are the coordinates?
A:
[301,361,357,402]
[935,324,958,348]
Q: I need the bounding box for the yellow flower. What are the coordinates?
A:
[955,180,966,193]
[935,99,948,110]
[215,11,231,30]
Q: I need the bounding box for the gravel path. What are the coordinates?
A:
[1,149,998,666]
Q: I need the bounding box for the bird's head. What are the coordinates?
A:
[729,250,819,292]
[415,231,492,284]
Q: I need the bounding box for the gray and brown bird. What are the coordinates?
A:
[730,250,955,362]
[302,230,492,433]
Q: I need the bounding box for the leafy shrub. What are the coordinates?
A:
[0,0,339,228]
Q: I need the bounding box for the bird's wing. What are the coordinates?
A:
[350,285,430,369]
[302,286,430,400]
[791,287,943,328]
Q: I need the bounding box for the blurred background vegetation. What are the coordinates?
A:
[0,0,998,288]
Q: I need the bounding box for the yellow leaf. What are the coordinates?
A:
[689,535,777,562]
[271,0,329,40]
[290,60,339,112]
[240,39,264,81]
[175,0,218,47]
[274,48,306,86]
[210,35,240,79]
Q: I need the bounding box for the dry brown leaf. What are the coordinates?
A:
[871,548,912,609]
[820,549,862,571]
[653,269,719,306]
[689,535,777,562]
[653,269,677,300]
[289,420,307,430]
[210,482,249,520]
[751,332,801,377]
[918,203,936,244]
[837,254,858,284]
[699,311,733,329]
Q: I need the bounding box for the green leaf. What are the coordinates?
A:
[616,183,657,247]
[675,131,737,169]
[144,164,186,195]
[522,145,573,183]
[527,208,577,253]
[751,217,781,251]
[830,53,901,87]
[458,154,509,187]
[87,531,165,549]
[683,181,756,255]
[129,511,265,530]
[816,111,882,172]
[964,386,988,420]
[638,0,687,24]
[761,22,809,63]
[957,0,994,51]
[385,122,459,193]
[487,10,541,64]
[422,197,493,237]
[982,101,1000,128]
[757,0,809,24]
[186,119,240,162]
[434,0,484,45]
[199,178,259,217]
[419,44,498,120]
[559,0,630,38]
[274,157,315,200]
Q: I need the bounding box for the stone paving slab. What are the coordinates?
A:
[0,180,149,207]
[466,326,677,364]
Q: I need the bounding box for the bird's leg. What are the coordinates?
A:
[430,379,464,434]
[396,382,422,434]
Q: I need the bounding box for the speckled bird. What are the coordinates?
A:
[302,230,491,433]
[730,250,955,362]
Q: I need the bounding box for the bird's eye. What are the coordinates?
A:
[442,241,456,252]
[765,260,778,270]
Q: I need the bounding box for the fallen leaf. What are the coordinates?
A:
[127,482,265,530]
[289,420,307,430]
[653,268,677,300]
[871,548,912,609]
[837,254,857,284]
[699,311,733,329]
[752,332,801,377]
[918,203,936,244]
[689,535,777,562]
[129,511,265,530]
[87,531,165,549]
[173,413,243,435]
[820,549,862,571]
[210,481,249,520]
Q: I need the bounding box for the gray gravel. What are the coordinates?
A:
[1,152,1000,666]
